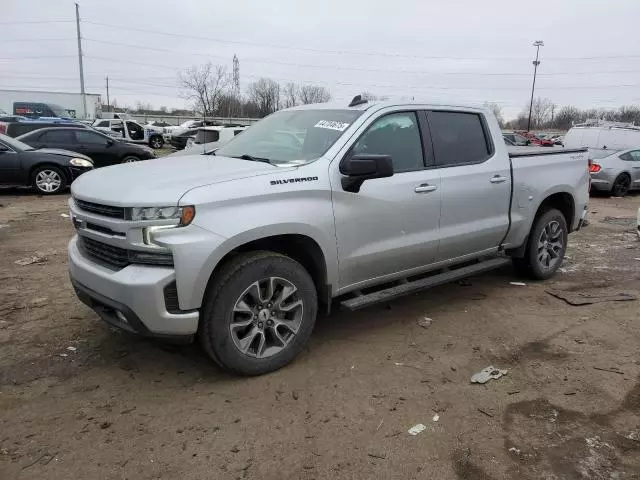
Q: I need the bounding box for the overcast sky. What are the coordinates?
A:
[3,0,640,119]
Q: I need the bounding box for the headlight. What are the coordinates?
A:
[128,205,195,225]
[69,158,93,167]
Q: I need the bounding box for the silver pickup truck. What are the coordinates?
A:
[68,97,589,375]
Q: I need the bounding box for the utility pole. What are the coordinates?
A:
[527,40,544,132]
[75,3,87,119]
[105,76,110,112]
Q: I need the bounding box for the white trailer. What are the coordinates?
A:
[0,89,102,119]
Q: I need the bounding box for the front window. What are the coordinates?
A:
[216,109,363,165]
[195,129,220,144]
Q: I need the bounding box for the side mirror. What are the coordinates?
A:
[340,153,394,193]
[106,139,115,146]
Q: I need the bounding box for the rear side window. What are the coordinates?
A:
[196,130,220,144]
[95,120,109,127]
[40,130,75,143]
[75,131,109,145]
[427,111,491,167]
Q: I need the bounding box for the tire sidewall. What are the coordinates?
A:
[122,156,139,163]
[526,209,567,280]
[612,174,630,197]
[202,254,318,375]
[149,136,163,149]
[32,166,66,195]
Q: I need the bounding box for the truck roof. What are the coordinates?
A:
[288,99,491,114]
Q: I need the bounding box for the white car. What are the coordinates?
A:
[171,125,247,156]
[143,121,172,134]
[92,119,165,149]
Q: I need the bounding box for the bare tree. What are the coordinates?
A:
[483,102,504,128]
[282,82,298,108]
[179,62,230,116]
[247,78,281,117]
[526,97,554,129]
[298,85,331,104]
[551,106,581,130]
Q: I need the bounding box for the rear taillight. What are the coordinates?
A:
[589,162,601,173]
[0,123,6,134]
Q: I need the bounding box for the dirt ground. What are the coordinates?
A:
[0,189,639,480]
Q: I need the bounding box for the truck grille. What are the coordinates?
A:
[80,237,130,268]
[76,199,125,219]
[79,236,174,269]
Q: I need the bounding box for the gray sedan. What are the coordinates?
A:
[590,148,640,196]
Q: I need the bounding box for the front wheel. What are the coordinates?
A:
[149,135,164,149]
[32,166,66,194]
[512,208,568,280]
[200,251,318,375]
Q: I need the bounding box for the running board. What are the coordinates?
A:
[340,257,510,311]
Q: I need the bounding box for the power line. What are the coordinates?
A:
[3,38,75,43]
[84,19,640,63]
[0,20,74,25]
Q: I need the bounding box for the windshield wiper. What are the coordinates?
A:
[231,154,272,164]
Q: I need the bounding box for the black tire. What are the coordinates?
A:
[31,165,67,195]
[611,174,631,197]
[512,208,568,280]
[121,156,139,164]
[149,135,164,149]
[199,251,318,375]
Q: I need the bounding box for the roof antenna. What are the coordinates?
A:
[348,95,368,107]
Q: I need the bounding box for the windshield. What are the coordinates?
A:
[215,109,363,164]
[49,104,69,117]
[0,134,34,151]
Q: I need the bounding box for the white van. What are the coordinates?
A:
[564,121,640,158]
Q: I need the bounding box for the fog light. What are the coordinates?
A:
[115,311,129,325]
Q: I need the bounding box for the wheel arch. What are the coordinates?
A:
[198,230,333,314]
[29,162,70,184]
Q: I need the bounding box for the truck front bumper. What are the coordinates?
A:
[68,236,199,340]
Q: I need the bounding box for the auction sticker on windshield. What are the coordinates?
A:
[314,120,350,132]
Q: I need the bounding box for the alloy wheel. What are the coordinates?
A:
[229,277,304,358]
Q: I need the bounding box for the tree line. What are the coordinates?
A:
[178,62,331,118]
[502,98,640,131]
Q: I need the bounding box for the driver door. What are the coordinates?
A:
[331,110,442,290]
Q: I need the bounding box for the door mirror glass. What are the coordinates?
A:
[339,153,394,193]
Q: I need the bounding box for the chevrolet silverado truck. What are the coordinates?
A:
[67,97,589,375]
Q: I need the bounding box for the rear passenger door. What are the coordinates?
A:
[333,110,442,289]
[426,110,511,261]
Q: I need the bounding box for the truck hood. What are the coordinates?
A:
[70,155,289,206]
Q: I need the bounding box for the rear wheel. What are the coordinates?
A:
[149,135,164,149]
[611,174,631,197]
[32,166,66,194]
[512,208,567,280]
[199,251,318,375]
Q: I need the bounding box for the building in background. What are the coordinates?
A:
[0,89,101,119]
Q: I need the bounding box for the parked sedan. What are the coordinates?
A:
[16,127,156,168]
[589,148,640,197]
[0,133,93,194]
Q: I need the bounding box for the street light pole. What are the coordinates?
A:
[527,40,544,132]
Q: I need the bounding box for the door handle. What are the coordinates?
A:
[490,175,508,184]
[414,184,437,193]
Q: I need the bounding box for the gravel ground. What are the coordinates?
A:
[0,190,639,480]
